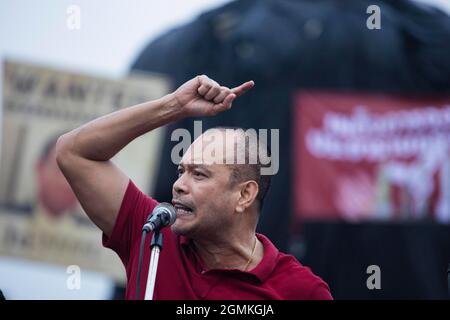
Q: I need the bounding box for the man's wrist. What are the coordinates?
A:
[159,92,186,121]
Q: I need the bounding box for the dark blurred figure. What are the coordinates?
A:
[131,0,450,298]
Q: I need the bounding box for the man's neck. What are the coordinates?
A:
[192,232,263,271]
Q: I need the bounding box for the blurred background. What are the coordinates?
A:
[1,0,450,299]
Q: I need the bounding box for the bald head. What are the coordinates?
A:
[182,127,271,209]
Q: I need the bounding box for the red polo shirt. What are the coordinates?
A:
[103,180,333,300]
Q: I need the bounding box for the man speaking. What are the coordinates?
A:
[56,75,332,300]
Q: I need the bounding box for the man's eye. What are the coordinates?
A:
[193,171,205,178]
[177,168,184,176]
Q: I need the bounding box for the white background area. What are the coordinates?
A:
[0,0,231,300]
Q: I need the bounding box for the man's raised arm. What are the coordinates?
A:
[56,75,254,236]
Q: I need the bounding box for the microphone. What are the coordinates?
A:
[142,203,177,233]
[136,203,176,299]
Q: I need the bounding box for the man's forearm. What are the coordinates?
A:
[57,93,182,161]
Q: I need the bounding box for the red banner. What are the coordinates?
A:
[293,91,450,223]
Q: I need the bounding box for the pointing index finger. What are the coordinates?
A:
[230,80,255,97]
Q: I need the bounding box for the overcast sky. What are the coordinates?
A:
[0,0,232,76]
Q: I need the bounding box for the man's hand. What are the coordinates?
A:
[172,75,254,117]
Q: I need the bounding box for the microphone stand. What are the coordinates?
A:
[144,230,164,300]
[136,203,175,300]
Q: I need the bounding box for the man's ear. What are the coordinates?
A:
[235,180,259,213]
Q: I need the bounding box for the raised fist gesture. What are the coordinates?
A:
[172,75,254,117]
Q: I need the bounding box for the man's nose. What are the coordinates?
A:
[173,174,189,195]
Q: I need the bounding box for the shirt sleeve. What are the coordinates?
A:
[308,282,334,300]
[102,179,159,266]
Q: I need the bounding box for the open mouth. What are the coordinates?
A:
[173,202,194,216]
